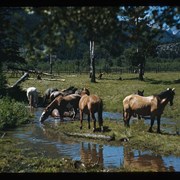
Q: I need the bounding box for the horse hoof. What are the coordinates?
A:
[148,129,153,133]
[101,126,104,132]
[80,127,82,130]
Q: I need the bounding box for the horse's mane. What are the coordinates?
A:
[157,88,175,99]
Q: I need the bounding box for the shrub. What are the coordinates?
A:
[0,97,30,130]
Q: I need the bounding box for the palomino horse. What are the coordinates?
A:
[123,88,175,133]
[39,93,81,123]
[79,88,104,132]
[26,87,39,108]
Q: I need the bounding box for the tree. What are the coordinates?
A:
[0,8,26,95]
[118,6,179,80]
[22,7,121,82]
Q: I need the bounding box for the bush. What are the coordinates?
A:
[0,97,30,130]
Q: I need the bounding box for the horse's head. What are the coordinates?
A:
[137,90,144,96]
[158,88,175,106]
[167,88,175,106]
[39,107,52,123]
[80,87,90,96]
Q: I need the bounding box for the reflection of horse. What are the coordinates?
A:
[80,142,103,167]
[26,87,39,108]
[79,88,104,132]
[123,147,172,172]
[123,88,175,133]
[39,93,81,123]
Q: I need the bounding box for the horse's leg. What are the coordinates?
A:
[157,115,162,133]
[123,110,131,127]
[87,114,91,129]
[98,106,104,132]
[80,110,83,130]
[90,112,96,132]
[59,109,64,122]
[148,116,155,132]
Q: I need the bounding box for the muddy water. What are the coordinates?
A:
[6,108,180,172]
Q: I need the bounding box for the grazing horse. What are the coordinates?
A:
[43,87,58,106]
[123,88,175,133]
[26,87,39,108]
[79,88,104,132]
[50,86,78,101]
[39,93,81,123]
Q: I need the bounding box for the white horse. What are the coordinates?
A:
[26,87,39,108]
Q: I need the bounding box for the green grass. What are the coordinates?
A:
[7,72,180,119]
[2,72,179,172]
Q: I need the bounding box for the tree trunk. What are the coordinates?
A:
[138,62,144,81]
[90,41,96,83]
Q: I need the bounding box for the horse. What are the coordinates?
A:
[43,87,58,106]
[79,88,104,132]
[50,86,78,101]
[123,88,175,133]
[133,90,144,119]
[39,93,81,123]
[26,87,39,108]
[51,108,75,119]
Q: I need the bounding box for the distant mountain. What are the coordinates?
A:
[155,29,180,44]
[174,30,180,38]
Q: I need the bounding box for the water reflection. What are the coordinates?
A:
[5,107,180,172]
[80,142,103,168]
[123,147,174,172]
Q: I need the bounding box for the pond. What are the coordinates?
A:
[6,108,180,172]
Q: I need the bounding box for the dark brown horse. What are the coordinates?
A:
[79,88,104,132]
[39,93,81,123]
[123,88,175,133]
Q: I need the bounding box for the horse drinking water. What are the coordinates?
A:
[39,93,81,123]
[26,87,39,108]
[79,88,104,132]
[123,88,175,133]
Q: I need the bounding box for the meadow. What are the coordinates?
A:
[7,71,180,121]
[0,71,179,172]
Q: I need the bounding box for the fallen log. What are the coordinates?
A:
[63,132,115,141]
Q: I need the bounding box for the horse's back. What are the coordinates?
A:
[79,94,102,113]
[123,94,158,115]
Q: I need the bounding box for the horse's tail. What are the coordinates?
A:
[98,100,103,128]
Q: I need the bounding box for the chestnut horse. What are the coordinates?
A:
[39,93,81,123]
[79,88,104,132]
[123,88,175,133]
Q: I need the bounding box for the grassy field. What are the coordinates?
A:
[7,71,180,120]
[0,71,179,172]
